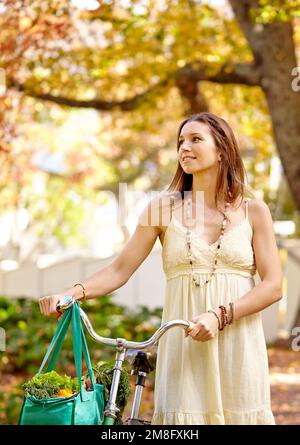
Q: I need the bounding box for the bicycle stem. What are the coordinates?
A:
[103,346,126,425]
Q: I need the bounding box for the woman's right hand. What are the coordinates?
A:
[38,293,67,318]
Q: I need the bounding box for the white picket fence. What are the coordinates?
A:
[1,239,299,345]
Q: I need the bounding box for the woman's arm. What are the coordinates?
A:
[39,197,163,317]
[226,199,283,321]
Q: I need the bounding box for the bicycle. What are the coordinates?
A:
[56,294,195,426]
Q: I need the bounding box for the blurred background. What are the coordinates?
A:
[0,0,299,425]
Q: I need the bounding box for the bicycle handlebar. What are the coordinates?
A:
[57,294,196,350]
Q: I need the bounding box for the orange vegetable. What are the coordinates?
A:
[56,389,73,398]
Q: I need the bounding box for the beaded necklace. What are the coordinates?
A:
[185,198,230,287]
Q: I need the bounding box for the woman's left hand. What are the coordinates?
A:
[185,312,219,342]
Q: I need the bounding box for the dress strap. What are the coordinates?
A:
[170,195,175,218]
[244,198,249,220]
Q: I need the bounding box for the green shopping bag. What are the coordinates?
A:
[18,300,105,425]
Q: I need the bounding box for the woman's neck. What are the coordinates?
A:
[191,172,218,210]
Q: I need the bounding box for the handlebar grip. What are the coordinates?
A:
[186,321,196,332]
[56,295,75,314]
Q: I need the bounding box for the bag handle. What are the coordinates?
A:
[80,324,95,390]
[37,309,72,376]
[37,301,95,396]
[72,301,96,399]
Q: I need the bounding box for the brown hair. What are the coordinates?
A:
[166,112,252,210]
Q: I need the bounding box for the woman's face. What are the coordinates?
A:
[178,121,221,173]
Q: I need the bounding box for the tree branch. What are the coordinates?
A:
[8,61,260,110]
[177,61,261,86]
[9,77,170,110]
[228,0,265,64]
[228,0,259,31]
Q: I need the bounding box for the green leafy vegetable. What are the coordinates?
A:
[22,371,80,399]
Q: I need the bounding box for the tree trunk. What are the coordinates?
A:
[229,0,300,343]
[229,0,300,210]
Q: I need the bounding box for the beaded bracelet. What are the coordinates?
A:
[218,305,229,331]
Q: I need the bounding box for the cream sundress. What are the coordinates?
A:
[151,198,275,425]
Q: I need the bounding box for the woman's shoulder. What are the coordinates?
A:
[138,191,179,229]
[247,198,273,232]
[247,198,271,214]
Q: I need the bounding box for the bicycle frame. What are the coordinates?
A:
[57,295,195,425]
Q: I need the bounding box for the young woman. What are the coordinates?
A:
[39,112,282,425]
